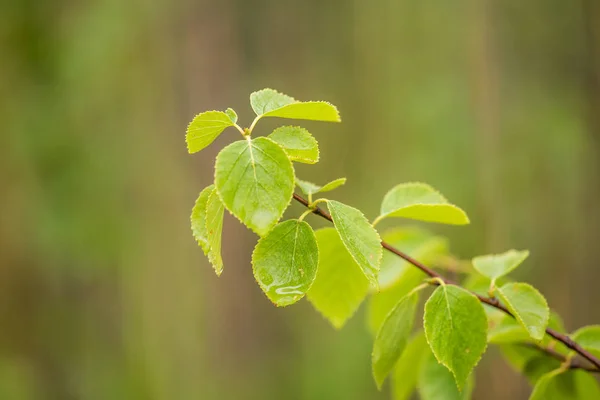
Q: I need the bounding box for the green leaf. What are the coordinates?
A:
[391,332,428,400]
[319,178,347,193]
[326,200,383,288]
[251,220,318,306]
[225,108,238,124]
[295,177,346,196]
[307,228,370,329]
[571,325,600,358]
[377,183,469,225]
[530,369,600,400]
[372,288,421,389]
[250,88,341,122]
[186,111,234,154]
[490,310,562,347]
[472,249,529,282]
[205,189,225,276]
[214,137,295,236]
[366,267,425,335]
[423,284,488,390]
[495,282,549,341]
[377,227,447,289]
[190,184,215,254]
[268,126,319,164]
[418,350,474,400]
[250,89,295,115]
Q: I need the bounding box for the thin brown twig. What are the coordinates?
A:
[292,193,600,372]
[519,343,600,373]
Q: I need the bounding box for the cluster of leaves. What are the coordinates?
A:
[187,89,600,399]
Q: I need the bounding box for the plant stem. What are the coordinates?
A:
[248,116,261,134]
[519,343,600,374]
[233,123,245,135]
[292,193,600,372]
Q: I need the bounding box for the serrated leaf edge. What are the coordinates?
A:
[185,110,234,154]
[268,125,320,164]
[472,250,530,282]
[326,200,383,289]
[206,188,225,276]
[379,182,469,225]
[190,185,214,255]
[496,282,549,342]
[251,88,340,122]
[263,100,341,122]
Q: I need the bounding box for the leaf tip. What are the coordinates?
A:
[373,374,384,391]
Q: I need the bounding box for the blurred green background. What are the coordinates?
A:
[1,0,599,399]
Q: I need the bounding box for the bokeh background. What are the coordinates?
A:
[1,0,599,399]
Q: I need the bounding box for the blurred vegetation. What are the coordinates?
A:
[1,0,599,398]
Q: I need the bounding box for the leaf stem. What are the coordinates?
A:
[233,123,245,136]
[410,282,431,296]
[248,115,261,134]
[298,209,314,222]
[371,215,384,227]
[291,192,600,372]
[427,277,446,287]
[309,198,328,209]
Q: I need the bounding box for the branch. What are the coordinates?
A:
[519,343,600,374]
[292,193,600,372]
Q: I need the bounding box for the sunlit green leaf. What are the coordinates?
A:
[214,137,294,236]
[418,350,474,400]
[377,182,469,225]
[424,284,487,390]
[250,89,295,115]
[372,288,421,389]
[490,310,566,346]
[391,332,428,400]
[571,325,600,358]
[190,184,214,254]
[268,126,319,164]
[320,178,347,192]
[250,88,341,122]
[307,228,370,329]
[186,111,234,153]
[496,282,549,341]
[327,200,382,288]
[472,249,529,283]
[225,108,238,124]
[295,177,346,196]
[205,189,225,276]
[530,369,600,400]
[252,220,318,306]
